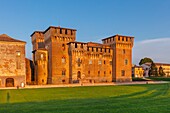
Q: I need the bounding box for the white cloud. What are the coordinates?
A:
[133,38,170,65]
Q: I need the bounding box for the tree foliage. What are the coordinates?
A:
[149,62,158,76]
[139,57,153,65]
[159,66,166,76]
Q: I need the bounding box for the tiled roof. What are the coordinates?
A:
[0,34,26,43]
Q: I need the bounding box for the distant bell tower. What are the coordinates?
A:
[102,35,134,82]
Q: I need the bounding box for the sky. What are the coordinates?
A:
[0,0,170,64]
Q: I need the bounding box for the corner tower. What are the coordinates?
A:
[102,35,134,82]
[43,26,76,84]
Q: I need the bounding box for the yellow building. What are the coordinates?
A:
[31,26,134,84]
[155,63,170,77]
[132,65,144,78]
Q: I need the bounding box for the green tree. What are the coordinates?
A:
[149,62,158,76]
[139,57,153,65]
[159,66,166,76]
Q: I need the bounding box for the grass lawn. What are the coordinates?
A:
[0,84,170,113]
[148,77,170,81]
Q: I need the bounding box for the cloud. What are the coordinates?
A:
[133,38,170,65]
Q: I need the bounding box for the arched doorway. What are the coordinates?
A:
[6,78,14,87]
[77,71,81,79]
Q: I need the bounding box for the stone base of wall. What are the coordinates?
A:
[0,76,25,87]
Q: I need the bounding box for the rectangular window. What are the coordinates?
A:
[104,60,106,64]
[62,57,66,63]
[96,48,98,52]
[89,60,92,64]
[98,60,102,65]
[110,61,112,65]
[75,43,77,48]
[81,44,83,48]
[121,70,125,76]
[62,70,66,76]
[16,51,21,69]
[123,49,125,54]
[125,59,128,65]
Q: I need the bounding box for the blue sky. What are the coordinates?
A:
[0,0,170,64]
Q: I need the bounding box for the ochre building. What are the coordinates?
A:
[0,34,26,87]
[31,26,134,84]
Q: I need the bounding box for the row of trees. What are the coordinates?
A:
[139,57,165,77]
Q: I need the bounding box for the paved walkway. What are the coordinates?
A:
[0,81,169,90]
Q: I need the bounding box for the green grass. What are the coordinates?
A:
[0,84,170,113]
[148,77,170,81]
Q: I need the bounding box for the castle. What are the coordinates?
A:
[0,26,134,87]
[31,26,134,85]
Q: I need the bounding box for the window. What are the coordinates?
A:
[65,29,67,34]
[104,71,106,76]
[92,47,93,51]
[96,48,98,52]
[110,61,112,65]
[123,49,125,54]
[16,51,21,57]
[62,70,66,76]
[110,71,112,74]
[87,47,89,51]
[77,58,81,67]
[126,37,128,41]
[60,28,62,34]
[104,60,106,64]
[100,48,102,52]
[98,71,100,76]
[40,54,43,59]
[62,57,66,63]
[121,70,125,76]
[122,37,124,41]
[88,71,90,74]
[109,49,110,53]
[125,59,128,65]
[105,49,106,52]
[118,36,120,41]
[71,30,73,35]
[62,44,65,51]
[75,43,77,48]
[81,44,83,48]
[89,60,92,64]
[98,60,102,65]
[16,51,21,69]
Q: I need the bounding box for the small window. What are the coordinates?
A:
[88,71,90,74]
[77,58,81,67]
[16,51,21,57]
[126,37,128,41]
[125,59,128,65]
[71,30,73,35]
[121,70,125,76]
[100,48,102,52]
[92,47,93,51]
[65,29,67,34]
[62,57,66,63]
[104,71,106,76]
[62,70,66,76]
[110,71,111,74]
[87,47,89,51]
[123,49,125,54]
[75,43,77,48]
[98,71,100,76]
[109,49,110,53]
[122,37,124,41]
[60,28,62,34]
[81,44,83,48]
[98,60,102,65]
[105,49,106,52]
[96,48,98,52]
[104,60,106,64]
[118,36,120,41]
[89,60,92,64]
[110,61,112,65]
[62,44,65,51]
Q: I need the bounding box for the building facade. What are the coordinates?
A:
[155,63,170,77]
[31,26,134,84]
[132,65,144,78]
[0,34,26,87]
